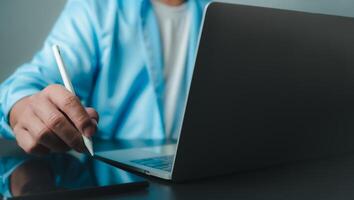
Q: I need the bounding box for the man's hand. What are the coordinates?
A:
[9,84,98,155]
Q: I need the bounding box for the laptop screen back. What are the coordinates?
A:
[173,2,354,181]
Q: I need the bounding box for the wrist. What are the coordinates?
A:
[9,96,31,128]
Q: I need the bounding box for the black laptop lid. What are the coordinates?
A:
[173,2,354,181]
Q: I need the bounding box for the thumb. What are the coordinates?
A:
[85,107,99,122]
[84,107,99,136]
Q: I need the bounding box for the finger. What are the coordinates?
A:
[84,107,98,137]
[30,93,86,153]
[85,107,99,123]
[44,85,96,137]
[21,109,70,152]
[14,127,50,155]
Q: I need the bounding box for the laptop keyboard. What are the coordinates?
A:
[131,155,174,172]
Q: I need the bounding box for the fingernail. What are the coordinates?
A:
[83,124,96,137]
[91,118,98,126]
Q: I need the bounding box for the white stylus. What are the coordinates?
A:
[52,44,94,156]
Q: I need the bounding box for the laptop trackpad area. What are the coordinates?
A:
[96,144,177,162]
[144,144,176,154]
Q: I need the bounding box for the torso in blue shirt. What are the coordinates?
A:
[0,0,211,139]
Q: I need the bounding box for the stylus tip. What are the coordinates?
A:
[83,135,94,156]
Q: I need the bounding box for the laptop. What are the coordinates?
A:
[96,2,354,181]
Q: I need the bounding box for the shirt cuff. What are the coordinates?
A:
[0,89,39,139]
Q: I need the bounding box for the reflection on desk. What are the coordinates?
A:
[2,139,354,200]
[0,153,147,199]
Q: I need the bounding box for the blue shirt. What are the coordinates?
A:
[0,0,210,139]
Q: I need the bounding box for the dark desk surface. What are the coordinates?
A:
[1,138,354,200]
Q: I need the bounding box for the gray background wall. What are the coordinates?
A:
[0,0,66,82]
[1,0,354,82]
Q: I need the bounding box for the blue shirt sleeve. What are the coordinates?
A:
[0,0,100,138]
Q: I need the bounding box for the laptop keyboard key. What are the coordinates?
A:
[131,155,174,172]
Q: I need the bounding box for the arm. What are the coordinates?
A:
[0,0,100,154]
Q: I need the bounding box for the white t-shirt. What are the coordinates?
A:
[151,0,191,138]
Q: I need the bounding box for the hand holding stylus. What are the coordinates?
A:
[8,47,98,155]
